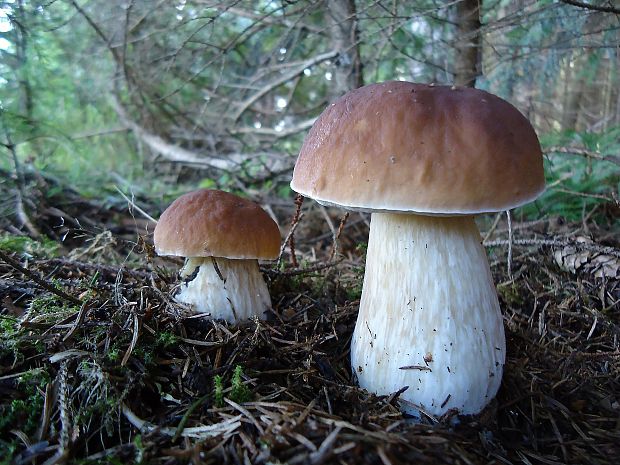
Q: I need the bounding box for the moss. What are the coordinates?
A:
[497,282,524,306]
[0,369,49,440]
[155,331,178,349]
[214,365,252,408]
[106,348,121,362]
[0,233,59,257]
[230,365,252,404]
[0,316,18,337]
[27,293,78,325]
[214,375,224,408]
[0,316,22,359]
[133,346,155,366]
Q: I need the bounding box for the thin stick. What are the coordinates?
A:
[309,425,342,465]
[545,145,620,166]
[114,186,158,224]
[0,249,82,306]
[483,238,620,259]
[63,301,90,341]
[506,210,513,279]
[172,393,210,441]
[37,381,53,441]
[277,212,305,268]
[481,211,503,243]
[122,404,242,438]
[319,205,337,244]
[329,212,350,261]
[263,258,343,277]
[121,312,140,367]
[58,362,70,451]
[278,194,304,268]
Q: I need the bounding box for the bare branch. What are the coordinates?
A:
[222,6,323,34]
[110,97,236,170]
[230,117,317,138]
[560,0,620,15]
[232,50,338,122]
[545,146,620,166]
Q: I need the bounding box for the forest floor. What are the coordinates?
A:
[1,169,619,465]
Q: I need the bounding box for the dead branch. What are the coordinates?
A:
[232,50,338,121]
[545,145,620,166]
[559,0,620,15]
[219,5,324,34]
[484,237,620,259]
[122,404,242,438]
[0,249,82,306]
[110,98,237,170]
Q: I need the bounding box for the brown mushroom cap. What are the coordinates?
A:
[291,81,545,214]
[154,189,281,259]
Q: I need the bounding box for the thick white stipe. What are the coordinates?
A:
[177,257,272,322]
[351,213,505,416]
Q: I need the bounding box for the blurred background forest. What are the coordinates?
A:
[1,1,620,464]
[1,0,619,222]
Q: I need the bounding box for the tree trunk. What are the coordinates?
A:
[560,39,596,131]
[15,0,33,119]
[326,0,363,100]
[453,0,482,87]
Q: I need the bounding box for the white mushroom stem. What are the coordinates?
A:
[351,213,505,417]
[176,257,272,322]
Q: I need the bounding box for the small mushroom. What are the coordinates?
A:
[154,189,280,322]
[291,81,545,416]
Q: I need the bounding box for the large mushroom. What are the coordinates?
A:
[291,81,545,416]
[154,189,280,322]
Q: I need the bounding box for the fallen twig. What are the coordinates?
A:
[483,237,620,259]
[0,249,82,306]
[122,404,242,438]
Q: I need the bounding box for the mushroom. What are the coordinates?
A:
[154,189,280,322]
[290,81,545,416]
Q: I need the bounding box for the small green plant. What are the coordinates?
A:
[214,375,224,408]
[342,265,365,301]
[106,348,121,362]
[133,346,154,366]
[529,128,620,222]
[155,331,178,348]
[230,365,252,404]
[290,273,305,290]
[213,365,252,407]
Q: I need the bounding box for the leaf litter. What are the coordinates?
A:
[0,174,619,464]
